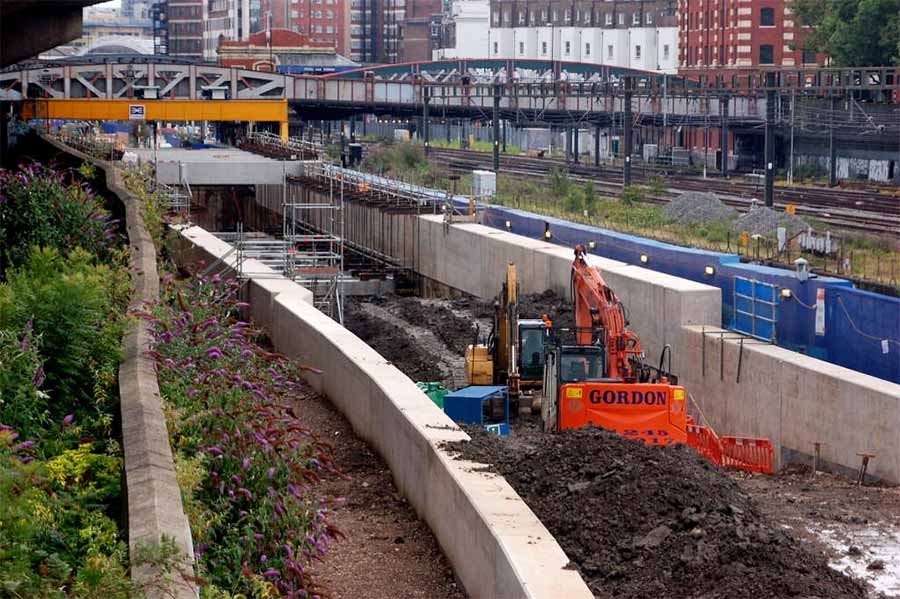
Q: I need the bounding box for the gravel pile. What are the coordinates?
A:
[663,192,738,225]
[731,204,809,238]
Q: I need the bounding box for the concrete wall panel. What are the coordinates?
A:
[172,225,592,599]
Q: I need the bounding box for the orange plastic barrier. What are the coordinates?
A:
[720,436,775,474]
[686,422,722,465]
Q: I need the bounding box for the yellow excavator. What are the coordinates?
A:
[465,263,551,412]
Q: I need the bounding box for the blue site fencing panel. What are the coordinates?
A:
[472,203,899,384]
[733,277,779,342]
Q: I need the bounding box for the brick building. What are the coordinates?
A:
[165,0,204,58]
[677,0,823,73]
[218,28,357,72]
[260,0,350,56]
[400,0,443,62]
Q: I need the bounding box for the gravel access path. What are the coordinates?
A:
[293,392,466,599]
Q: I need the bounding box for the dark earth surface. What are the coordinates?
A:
[343,290,880,598]
[448,423,870,599]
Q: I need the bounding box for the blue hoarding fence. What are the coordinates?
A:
[733,277,779,342]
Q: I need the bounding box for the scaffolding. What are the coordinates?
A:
[213,133,345,323]
[283,159,345,322]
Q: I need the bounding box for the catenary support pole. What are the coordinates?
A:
[493,84,501,172]
[829,94,838,186]
[623,79,633,187]
[720,94,729,177]
[765,84,776,207]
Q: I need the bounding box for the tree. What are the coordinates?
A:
[793,0,900,66]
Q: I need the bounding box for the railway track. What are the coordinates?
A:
[425,147,900,235]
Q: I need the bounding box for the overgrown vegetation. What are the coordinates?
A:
[0,162,135,597]
[793,0,900,66]
[147,274,340,597]
[360,141,469,191]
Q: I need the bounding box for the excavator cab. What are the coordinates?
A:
[518,319,550,384]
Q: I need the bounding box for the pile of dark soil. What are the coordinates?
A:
[342,301,444,382]
[368,296,477,356]
[515,290,574,330]
[449,425,867,599]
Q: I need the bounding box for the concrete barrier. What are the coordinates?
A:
[409,213,900,482]
[414,215,721,376]
[680,325,900,482]
[42,136,197,599]
[171,225,593,599]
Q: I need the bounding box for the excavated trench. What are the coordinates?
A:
[343,289,889,599]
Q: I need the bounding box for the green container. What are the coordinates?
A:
[416,381,449,410]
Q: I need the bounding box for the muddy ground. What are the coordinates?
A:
[343,291,572,389]
[450,424,869,599]
[341,290,896,598]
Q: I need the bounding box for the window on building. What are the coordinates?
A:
[759,44,774,64]
[326,25,333,33]
[618,13,624,25]
[291,8,298,17]
[607,44,613,59]
[646,12,652,25]
[585,42,591,56]
[541,9,547,23]
[519,41,524,53]
[663,44,670,60]
[635,44,641,59]
[518,11,525,24]
[632,12,640,25]
[552,10,557,22]
[760,7,775,27]
[584,10,591,24]
[493,41,499,54]
[605,13,612,25]
[542,41,548,55]
[565,40,571,55]
[492,12,499,25]
[802,49,817,64]
[326,9,332,18]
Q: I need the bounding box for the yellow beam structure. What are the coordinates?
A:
[22,98,289,140]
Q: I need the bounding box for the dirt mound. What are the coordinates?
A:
[448,425,867,599]
[514,290,575,330]
[368,296,477,356]
[343,301,444,382]
[664,191,738,226]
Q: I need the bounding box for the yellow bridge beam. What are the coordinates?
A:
[22,98,289,140]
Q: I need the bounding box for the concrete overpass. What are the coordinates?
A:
[1,0,107,67]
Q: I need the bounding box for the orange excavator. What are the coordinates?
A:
[541,245,774,474]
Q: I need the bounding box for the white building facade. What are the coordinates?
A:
[486,0,678,73]
[432,0,491,59]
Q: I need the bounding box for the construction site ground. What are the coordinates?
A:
[343,292,900,598]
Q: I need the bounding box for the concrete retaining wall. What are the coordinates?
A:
[171,225,592,599]
[408,213,900,482]
[42,136,197,599]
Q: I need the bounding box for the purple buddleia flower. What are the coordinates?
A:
[242,456,250,471]
[207,446,224,457]
[32,366,44,387]
[262,568,280,579]
[206,347,224,360]
[62,414,74,427]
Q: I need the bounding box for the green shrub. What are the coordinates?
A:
[549,168,571,200]
[0,247,128,418]
[0,164,116,276]
[0,326,49,440]
[0,432,133,599]
[620,185,647,205]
